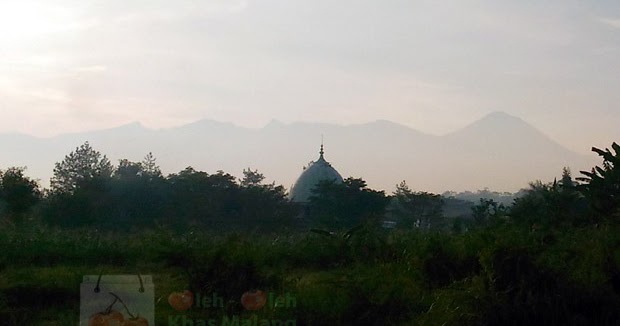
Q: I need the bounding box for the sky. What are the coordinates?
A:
[0,0,619,154]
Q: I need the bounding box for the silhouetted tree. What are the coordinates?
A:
[164,168,240,229]
[308,177,389,229]
[390,180,444,229]
[560,167,575,191]
[511,172,588,229]
[45,142,113,227]
[141,152,162,180]
[114,159,143,180]
[240,168,265,187]
[577,142,620,219]
[50,141,113,195]
[106,157,168,229]
[443,188,515,206]
[471,198,507,227]
[0,167,41,223]
[237,179,294,230]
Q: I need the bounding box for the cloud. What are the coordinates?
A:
[597,17,620,29]
[111,0,249,24]
[0,0,618,154]
[28,89,71,103]
[1,85,70,104]
[72,65,108,73]
[0,1,98,45]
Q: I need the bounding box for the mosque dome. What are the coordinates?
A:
[289,144,343,203]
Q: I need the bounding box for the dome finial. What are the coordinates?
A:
[319,134,324,158]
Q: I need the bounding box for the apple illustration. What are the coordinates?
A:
[241,290,267,311]
[88,310,124,326]
[121,316,149,326]
[168,290,194,311]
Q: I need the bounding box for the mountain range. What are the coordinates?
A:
[0,112,599,193]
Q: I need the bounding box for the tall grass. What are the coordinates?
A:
[0,222,618,325]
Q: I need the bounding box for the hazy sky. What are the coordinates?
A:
[1,0,618,153]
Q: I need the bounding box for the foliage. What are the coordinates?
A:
[157,167,295,231]
[1,222,619,325]
[107,157,168,229]
[510,174,588,229]
[471,198,507,227]
[240,167,265,187]
[43,142,114,227]
[442,188,516,206]
[390,180,444,229]
[577,142,620,219]
[308,177,389,229]
[38,141,297,230]
[141,152,162,179]
[50,141,113,195]
[0,167,41,223]
[3,139,620,324]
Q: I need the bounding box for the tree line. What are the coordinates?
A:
[1,141,619,232]
[0,142,294,231]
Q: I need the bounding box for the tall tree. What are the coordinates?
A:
[240,168,265,187]
[163,168,240,228]
[390,180,444,229]
[560,167,575,191]
[237,168,294,230]
[0,167,41,222]
[141,152,163,179]
[105,158,167,229]
[114,159,143,180]
[50,141,113,194]
[45,142,113,227]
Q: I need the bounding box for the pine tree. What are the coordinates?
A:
[50,141,113,194]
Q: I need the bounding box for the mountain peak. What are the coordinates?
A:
[457,111,532,133]
[443,111,578,158]
[98,121,148,135]
[178,118,239,130]
[480,111,523,123]
[118,121,145,129]
[371,119,405,126]
[265,119,285,128]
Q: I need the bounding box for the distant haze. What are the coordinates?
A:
[0,112,601,194]
[0,1,619,155]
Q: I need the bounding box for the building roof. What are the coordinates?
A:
[289,144,343,203]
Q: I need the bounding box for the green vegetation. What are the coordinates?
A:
[1,221,618,325]
[0,141,619,325]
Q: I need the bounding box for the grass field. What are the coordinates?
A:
[0,221,619,325]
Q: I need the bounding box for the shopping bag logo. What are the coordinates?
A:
[80,275,154,326]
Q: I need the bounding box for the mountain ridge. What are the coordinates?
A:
[0,112,598,193]
[3,111,568,144]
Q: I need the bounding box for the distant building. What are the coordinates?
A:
[289,143,398,229]
[289,143,343,203]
